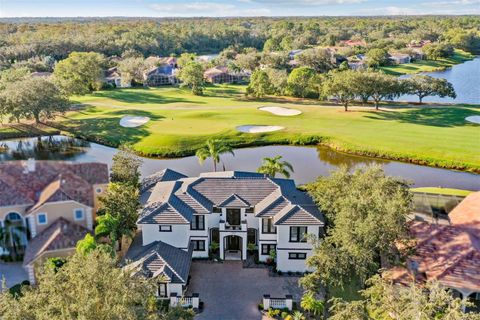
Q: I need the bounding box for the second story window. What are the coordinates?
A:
[159,225,172,232]
[290,226,308,242]
[74,208,85,221]
[37,213,47,225]
[191,215,205,230]
[262,218,276,234]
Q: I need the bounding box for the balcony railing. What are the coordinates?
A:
[219,220,247,231]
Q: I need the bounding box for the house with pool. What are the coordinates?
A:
[125,169,325,299]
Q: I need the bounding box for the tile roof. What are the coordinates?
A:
[0,161,109,209]
[23,217,90,266]
[139,169,324,226]
[140,169,187,193]
[388,194,480,292]
[124,240,193,283]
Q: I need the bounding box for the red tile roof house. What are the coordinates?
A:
[387,192,480,311]
[0,160,109,284]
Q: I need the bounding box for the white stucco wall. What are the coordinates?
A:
[141,224,190,248]
[276,249,313,272]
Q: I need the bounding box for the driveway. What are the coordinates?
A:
[0,262,28,289]
[187,261,302,320]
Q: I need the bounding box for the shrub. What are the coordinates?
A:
[281,311,290,318]
[284,316,293,320]
[258,303,264,310]
[277,270,283,276]
[267,308,281,317]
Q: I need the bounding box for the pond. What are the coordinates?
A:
[1,135,479,190]
[397,57,480,104]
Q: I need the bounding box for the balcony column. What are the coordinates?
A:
[242,220,248,260]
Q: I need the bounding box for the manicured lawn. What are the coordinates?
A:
[411,187,474,197]
[380,49,474,76]
[51,85,480,172]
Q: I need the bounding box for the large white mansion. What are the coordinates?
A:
[125,169,324,298]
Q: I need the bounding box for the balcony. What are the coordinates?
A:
[219,220,247,232]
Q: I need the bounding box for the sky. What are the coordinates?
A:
[1,0,479,18]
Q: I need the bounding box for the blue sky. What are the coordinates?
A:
[1,0,479,18]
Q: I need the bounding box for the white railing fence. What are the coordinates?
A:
[170,293,200,309]
[263,294,293,311]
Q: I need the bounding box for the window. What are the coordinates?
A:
[262,218,276,234]
[158,283,168,298]
[37,213,47,225]
[247,228,257,245]
[192,240,205,251]
[245,207,254,213]
[289,252,307,260]
[261,244,276,255]
[74,208,84,220]
[6,212,22,221]
[226,209,241,226]
[213,207,222,213]
[159,225,172,232]
[96,188,103,193]
[191,215,205,230]
[290,226,308,242]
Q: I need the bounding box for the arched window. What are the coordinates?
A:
[5,212,22,222]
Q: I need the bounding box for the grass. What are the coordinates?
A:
[29,84,480,173]
[380,49,475,76]
[411,187,473,197]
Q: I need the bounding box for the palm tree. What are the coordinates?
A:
[300,292,324,318]
[195,139,235,172]
[257,155,294,178]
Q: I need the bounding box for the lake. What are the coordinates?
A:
[397,57,480,104]
[1,135,479,190]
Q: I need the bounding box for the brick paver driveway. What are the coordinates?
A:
[187,261,302,320]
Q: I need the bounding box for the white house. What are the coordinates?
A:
[125,169,324,298]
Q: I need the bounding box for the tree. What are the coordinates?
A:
[265,68,288,96]
[177,52,197,68]
[321,70,360,111]
[98,183,141,239]
[1,77,69,123]
[95,213,122,245]
[75,233,98,255]
[300,291,324,318]
[177,61,204,95]
[0,67,29,90]
[234,50,260,72]
[257,155,294,178]
[287,67,317,98]
[110,144,143,187]
[117,57,146,86]
[403,75,456,103]
[296,48,334,73]
[301,166,411,306]
[260,51,290,69]
[246,70,271,98]
[366,48,389,68]
[53,51,105,95]
[330,276,477,320]
[195,139,235,172]
[423,43,454,60]
[0,249,162,319]
[358,71,402,109]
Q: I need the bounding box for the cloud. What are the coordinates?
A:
[149,2,271,16]
[248,0,365,5]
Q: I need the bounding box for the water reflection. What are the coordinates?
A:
[0,135,479,190]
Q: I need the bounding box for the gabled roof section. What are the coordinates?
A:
[23,217,89,266]
[0,178,34,207]
[218,193,250,208]
[138,201,190,225]
[449,191,480,228]
[274,205,323,226]
[140,169,187,193]
[125,240,193,284]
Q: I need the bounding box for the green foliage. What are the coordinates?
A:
[287,67,317,98]
[195,139,235,172]
[0,77,69,123]
[403,75,456,103]
[264,68,289,95]
[177,53,197,68]
[54,52,105,95]
[321,70,360,111]
[44,257,66,273]
[0,249,161,319]
[356,71,402,109]
[296,48,335,73]
[246,69,271,98]
[257,155,294,178]
[163,306,195,320]
[267,308,281,317]
[0,67,30,90]
[76,233,98,255]
[300,291,324,317]
[117,57,146,85]
[0,220,27,258]
[302,166,412,294]
[178,61,204,95]
[234,49,260,72]
[209,241,220,252]
[110,144,143,187]
[366,48,389,68]
[423,43,455,60]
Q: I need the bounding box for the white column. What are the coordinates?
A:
[192,293,200,309]
[242,234,247,261]
[285,295,293,311]
[86,208,93,230]
[26,264,36,285]
[219,234,225,260]
[263,295,271,311]
[29,216,37,238]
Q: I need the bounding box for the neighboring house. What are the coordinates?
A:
[0,160,109,284]
[348,61,366,70]
[387,192,480,311]
[130,169,324,290]
[104,67,131,88]
[144,57,179,86]
[196,54,219,63]
[203,66,249,84]
[288,49,304,60]
[389,53,412,65]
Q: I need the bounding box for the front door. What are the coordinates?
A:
[227,236,240,251]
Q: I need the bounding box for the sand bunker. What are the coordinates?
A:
[236,125,284,133]
[466,116,480,124]
[119,116,150,128]
[259,106,302,116]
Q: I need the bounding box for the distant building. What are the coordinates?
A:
[389,53,411,65]
[104,67,131,88]
[0,160,109,284]
[143,57,179,86]
[288,49,304,60]
[204,66,249,84]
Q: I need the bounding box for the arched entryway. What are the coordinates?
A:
[1,212,27,256]
[467,293,480,312]
[224,235,243,260]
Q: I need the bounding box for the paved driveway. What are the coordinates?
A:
[187,261,302,320]
[0,262,28,289]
